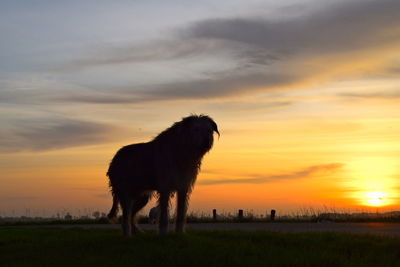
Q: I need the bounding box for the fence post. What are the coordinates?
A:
[212,209,217,221]
[238,209,243,220]
[270,209,276,221]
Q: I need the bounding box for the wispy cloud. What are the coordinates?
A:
[0,117,122,152]
[199,163,344,185]
[65,39,231,68]
[184,0,400,57]
[51,0,400,104]
[2,1,399,107]
[69,0,400,69]
[340,90,400,100]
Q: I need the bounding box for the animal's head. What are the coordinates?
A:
[181,115,219,153]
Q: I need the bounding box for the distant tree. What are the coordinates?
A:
[64,213,72,220]
[92,211,100,219]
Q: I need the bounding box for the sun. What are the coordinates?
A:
[346,157,398,208]
[364,191,387,207]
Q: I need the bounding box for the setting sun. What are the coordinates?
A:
[364,191,387,207]
[345,157,398,209]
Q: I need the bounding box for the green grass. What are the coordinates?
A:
[1,227,400,266]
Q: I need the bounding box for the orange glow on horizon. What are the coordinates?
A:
[1,109,399,216]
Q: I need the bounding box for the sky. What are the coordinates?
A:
[0,0,399,217]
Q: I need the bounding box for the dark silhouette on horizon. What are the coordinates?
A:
[107,114,219,236]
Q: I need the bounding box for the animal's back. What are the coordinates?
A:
[107,142,156,192]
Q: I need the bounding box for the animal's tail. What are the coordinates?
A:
[107,193,119,223]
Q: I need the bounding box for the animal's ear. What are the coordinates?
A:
[209,120,220,137]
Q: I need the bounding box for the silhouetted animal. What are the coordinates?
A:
[107,115,219,236]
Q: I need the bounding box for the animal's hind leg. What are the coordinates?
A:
[176,190,188,233]
[120,197,134,237]
[158,191,171,235]
[130,193,150,234]
[107,194,119,223]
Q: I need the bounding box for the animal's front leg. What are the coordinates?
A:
[176,190,188,233]
[158,191,170,235]
[121,198,133,237]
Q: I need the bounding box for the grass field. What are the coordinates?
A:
[1,227,400,266]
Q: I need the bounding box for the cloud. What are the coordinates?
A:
[66,38,231,68]
[184,0,400,56]
[71,0,400,68]
[340,90,400,100]
[50,0,400,104]
[0,117,121,152]
[203,100,292,115]
[6,71,296,105]
[138,72,299,99]
[199,163,344,185]
[3,0,398,107]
